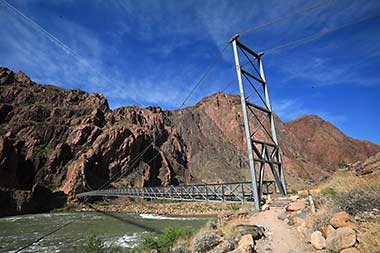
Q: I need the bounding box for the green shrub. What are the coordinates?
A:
[141,226,193,252]
[225,203,240,211]
[320,187,336,199]
[319,175,329,182]
[40,144,53,157]
[191,231,222,252]
[337,162,348,168]
[83,235,107,253]
[0,125,5,136]
[164,116,175,127]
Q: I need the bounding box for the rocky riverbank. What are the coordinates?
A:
[74,198,251,217]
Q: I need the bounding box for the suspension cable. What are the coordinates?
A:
[239,0,334,36]
[263,13,380,54]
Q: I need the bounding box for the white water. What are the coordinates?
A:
[0,212,210,252]
[139,213,201,220]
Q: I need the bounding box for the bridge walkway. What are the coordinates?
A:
[76,181,276,203]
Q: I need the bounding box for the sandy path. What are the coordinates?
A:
[249,206,316,253]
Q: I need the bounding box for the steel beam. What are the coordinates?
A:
[230,34,261,211]
[230,35,288,200]
[258,57,288,195]
[76,181,275,203]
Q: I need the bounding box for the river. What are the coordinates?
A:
[0,212,211,252]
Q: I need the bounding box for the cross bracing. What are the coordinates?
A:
[76,181,276,203]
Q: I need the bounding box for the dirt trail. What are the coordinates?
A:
[249,206,316,253]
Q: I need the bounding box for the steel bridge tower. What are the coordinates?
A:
[230,34,287,210]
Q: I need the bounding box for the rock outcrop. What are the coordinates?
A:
[330,211,356,229]
[1,66,379,216]
[0,67,188,216]
[310,231,326,250]
[326,227,357,252]
[172,92,380,185]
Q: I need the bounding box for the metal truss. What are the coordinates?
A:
[76,181,275,203]
[230,34,287,210]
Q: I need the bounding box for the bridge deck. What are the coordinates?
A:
[76,181,276,203]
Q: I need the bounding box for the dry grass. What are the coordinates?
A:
[311,200,338,231]
[310,171,380,251]
[358,222,380,253]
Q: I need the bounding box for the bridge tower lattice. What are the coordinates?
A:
[230,34,288,210]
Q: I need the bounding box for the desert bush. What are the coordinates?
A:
[320,187,336,199]
[191,231,222,252]
[141,226,193,253]
[312,172,380,250]
[82,235,107,253]
[337,162,348,168]
[164,115,175,127]
[225,203,240,211]
[319,175,329,182]
[311,201,338,231]
[334,183,380,215]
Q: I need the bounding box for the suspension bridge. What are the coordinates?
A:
[77,35,288,211]
[5,0,379,250]
[74,11,380,210]
[77,181,277,203]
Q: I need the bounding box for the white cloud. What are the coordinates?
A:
[0,0,379,114]
[272,98,345,125]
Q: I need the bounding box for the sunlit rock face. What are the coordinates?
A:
[0,66,379,216]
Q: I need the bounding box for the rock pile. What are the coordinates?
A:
[312,212,359,252]
[278,196,361,253]
[183,210,266,253]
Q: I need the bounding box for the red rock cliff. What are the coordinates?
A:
[1,67,379,216]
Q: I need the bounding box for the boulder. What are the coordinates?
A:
[235,224,265,240]
[296,219,313,242]
[319,225,335,238]
[191,231,222,252]
[277,212,287,220]
[292,217,305,227]
[271,199,292,207]
[237,234,254,252]
[340,248,360,253]
[285,201,305,211]
[310,231,326,250]
[261,203,270,211]
[207,239,235,253]
[356,165,373,176]
[330,211,356,229]
[326,227,357,252]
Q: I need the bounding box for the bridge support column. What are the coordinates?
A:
[231,35,261,211]
[230,34,288,211]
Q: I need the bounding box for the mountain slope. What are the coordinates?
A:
[0,67,189,216]
[0,67,379,216]
[172,92,380,186]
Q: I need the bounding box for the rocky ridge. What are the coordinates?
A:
[0,66,379,216]
[0,67,188,216]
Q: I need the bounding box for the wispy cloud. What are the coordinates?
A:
[272,98,346,125]
[0,0,378,145]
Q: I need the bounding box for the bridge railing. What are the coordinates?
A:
[76,181,275,203]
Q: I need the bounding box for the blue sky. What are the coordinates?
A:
[0,0,379,144]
